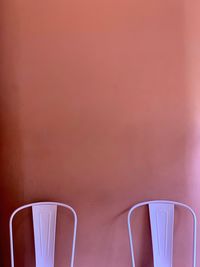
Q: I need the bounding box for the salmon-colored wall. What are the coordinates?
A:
[1,0,200,266]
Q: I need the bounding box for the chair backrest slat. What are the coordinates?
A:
[32,205,57,267]
[149,203,174,267]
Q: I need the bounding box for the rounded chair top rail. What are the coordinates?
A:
[128,200,197,218]
[9,201,77,222]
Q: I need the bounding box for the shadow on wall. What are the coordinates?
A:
[0,0,196,267]
[0,1,24,266]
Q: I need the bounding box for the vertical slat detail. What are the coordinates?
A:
[149,203,174,267]
[32,205,57,267]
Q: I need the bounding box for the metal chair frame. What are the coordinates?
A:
[10,201,78,267]
[128,200,197,267]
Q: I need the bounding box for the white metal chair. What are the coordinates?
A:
[9,202,78,267]
[128,200,197,267]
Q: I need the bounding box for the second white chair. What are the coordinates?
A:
[128,200,197,267]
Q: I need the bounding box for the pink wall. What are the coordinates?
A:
[1,0,200,266]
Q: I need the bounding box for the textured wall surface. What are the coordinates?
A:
[0,0,200,266]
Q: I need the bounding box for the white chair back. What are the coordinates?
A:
[128,200,197,267]
[10,202,77,267]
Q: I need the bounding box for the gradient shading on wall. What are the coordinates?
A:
[0,0,200,266]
